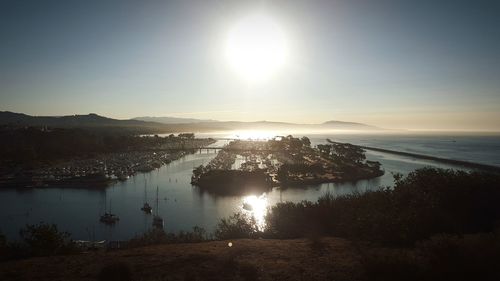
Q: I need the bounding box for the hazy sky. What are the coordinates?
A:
[1,0,500,131]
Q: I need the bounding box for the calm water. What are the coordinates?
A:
[1,134,499,240]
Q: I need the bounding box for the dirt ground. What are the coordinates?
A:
[0,237,363,281]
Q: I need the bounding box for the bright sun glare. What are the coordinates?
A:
[242,194,268,231]
[225,13,288,82]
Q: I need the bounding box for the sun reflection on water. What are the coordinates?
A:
[241,194,268,231]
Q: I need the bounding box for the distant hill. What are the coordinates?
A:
[133,116,381,131]
[321,120,380,129]
[0,111,170,134]
[0,111,382,133]
[160,120,381,132]
[133,116,217,124]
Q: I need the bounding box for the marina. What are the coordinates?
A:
[0,138,216,188]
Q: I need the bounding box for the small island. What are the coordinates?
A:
[191,135,384,194]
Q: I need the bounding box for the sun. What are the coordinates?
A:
[225,13,288,82]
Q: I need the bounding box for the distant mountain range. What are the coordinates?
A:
[134,116,381,131]
[133,116,217,124]
[0,111,382,133]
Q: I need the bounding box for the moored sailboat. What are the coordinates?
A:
[141,178,153,214]
[100,195,119,225]
[152,185,164,228]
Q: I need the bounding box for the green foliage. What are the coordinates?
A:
[128,228,168,247]
[1,222,77,260]
[215,213,259,240]
[266,168,500,245]
[128,226,209,247]
[301,136,311,147]
[265,201,316,238]
[169,226,208,243]
[317,144,331,156]
[330,143,366,164]
[318,142,367,165]
[178,133,195,139]
[19,222,75,256]
[277,163,325,183]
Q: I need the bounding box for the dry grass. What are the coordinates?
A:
[0,237,362,281]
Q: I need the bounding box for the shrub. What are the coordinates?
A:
[128,226,209,248]
[19,222,76,256]
[128,228,169,247]
[263,168,500,246]
[215,213,259,240]
[170,226,208,243]
[265,201,316,238]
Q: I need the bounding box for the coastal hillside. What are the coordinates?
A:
[0,238,361,281]
[134,116,381,131]
[0,111,382,133]
[133,116,218,124]
[0,111,170,134]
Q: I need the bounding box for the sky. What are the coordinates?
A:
[1,0,500,131]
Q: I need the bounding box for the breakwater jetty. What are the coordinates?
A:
[326,139,500,173]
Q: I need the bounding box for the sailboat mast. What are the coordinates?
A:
[144,179,147,203]
[156,186,159,216]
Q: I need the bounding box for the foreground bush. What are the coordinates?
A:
[19,223,74,255]
[361,232,500,281]
[128,226,209,247]
[215,168,500,246]
[264,168,500,245]
[1,223,78,260]
[215,213,259,240]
